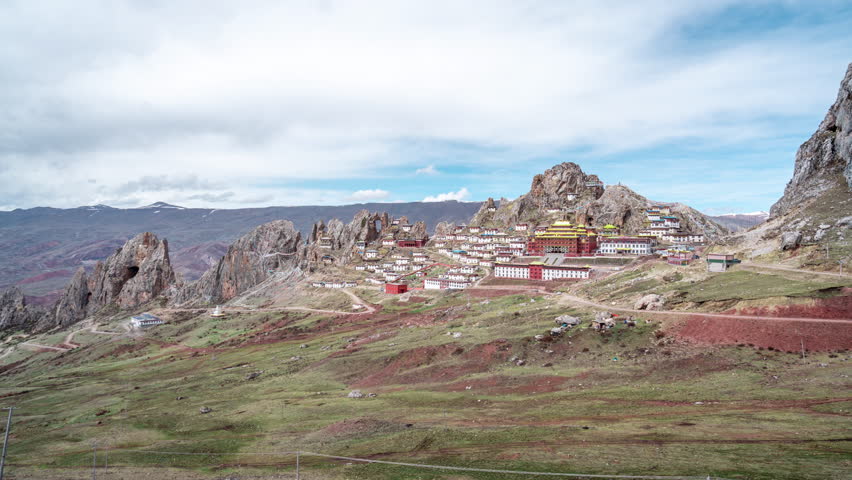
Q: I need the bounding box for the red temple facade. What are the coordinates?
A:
[525,221,598,256]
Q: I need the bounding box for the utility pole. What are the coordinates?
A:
[801,339,806,364]
[0,407,13,480]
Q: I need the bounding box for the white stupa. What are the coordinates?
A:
[210,305,226,317]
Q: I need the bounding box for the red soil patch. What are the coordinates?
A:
[724,292,852,320]
[354,339,512,388]
[667,315,852,351]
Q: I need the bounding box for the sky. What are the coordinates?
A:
[1,1,851,215]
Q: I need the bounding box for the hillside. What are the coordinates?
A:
[470,162,728,240]
[723,63,852,270]
[0,201,481,298]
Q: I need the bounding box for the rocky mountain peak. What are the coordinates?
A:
[174,220,306,305]
[87,232,175,310]
[527,162,604,208]
[0,286,45,330]
[771,63,852,217]
[50,267,90,330]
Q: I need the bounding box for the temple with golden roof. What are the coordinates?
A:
[525,221,598,256]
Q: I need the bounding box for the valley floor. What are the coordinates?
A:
[1,268,850,480]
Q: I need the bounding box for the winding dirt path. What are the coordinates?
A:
[19,342,70,352]
[61,323,124,349]
[554,292,852,324]
[466,285,852,324]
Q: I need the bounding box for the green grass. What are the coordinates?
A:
[2,287,851,480]
[674,270,852,303]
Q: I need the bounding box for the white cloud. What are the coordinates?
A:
[0,1,849,209]
[423,187,471,202]
[349,189,390,201]
[415,165,439,175]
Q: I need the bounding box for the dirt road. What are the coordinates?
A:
[161,289,378,317]
[19,342,70,352]
[467,285,852,324]
[555,292,852,324]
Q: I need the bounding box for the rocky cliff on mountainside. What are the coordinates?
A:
[86,232,175,311]
[49,267,90,330]
[2,234,177,333]
[307,210,387,265]
[434,221,456,237]
[574,186,727,240]
[471,163,604,226]
[724,64,852,265]
[0,287,45,331]
[476,162,727,239]
[771,63,852,217]
[175,220,307,305]
[307,210,429,266]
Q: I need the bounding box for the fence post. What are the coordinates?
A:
[296,451,300,480]
[0,407,14,480]
[91,444,97,480]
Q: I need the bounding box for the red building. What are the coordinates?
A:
[384,282,409,294]
[397,238,427,248]
[525,221,598,256]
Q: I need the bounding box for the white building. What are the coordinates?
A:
[494,263,590,280]
[131,313,163,328]
[424,277,470,290]
[598,237,655,255]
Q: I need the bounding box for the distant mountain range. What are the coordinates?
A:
[0,201,482,300]
[707,212,769,231]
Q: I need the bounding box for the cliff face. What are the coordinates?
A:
[175,220,306,305]
[307,210,388,266]
[50,267,90,330]
[771,63,852,217]
[475,162,727,239]
[473,163,604,226]
[575,186,727,240]
[1,233,177,333]
[725,64,852,263]
[0,287,45,331]
[86,232,175,311]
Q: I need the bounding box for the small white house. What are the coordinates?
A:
[131,313,163,329]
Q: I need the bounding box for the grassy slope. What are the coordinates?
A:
[1,288,850,480]
[575,259,852,312]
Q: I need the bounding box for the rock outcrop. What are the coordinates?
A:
[575,185,647,231]
[473,163,604,226]
[175,220,306,305]
[50,267,90,329]
[780,231,802,251]
[0,287,45,331]
[2,233,178,333]
[634,294,665,311]
[726,64,852,264]
[86,232,175,311]
[474,162,726,239]
[771,63,852,217]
